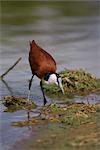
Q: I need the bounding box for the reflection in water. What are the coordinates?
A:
[1,79,14,96]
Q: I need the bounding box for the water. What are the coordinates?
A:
[0,1,100,150]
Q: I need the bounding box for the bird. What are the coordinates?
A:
[28,40,64,107]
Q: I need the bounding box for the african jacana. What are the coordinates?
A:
[28,40,64,106]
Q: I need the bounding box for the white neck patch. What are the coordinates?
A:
[48,74,57,84]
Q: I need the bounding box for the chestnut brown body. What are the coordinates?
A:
[29,40,57,79]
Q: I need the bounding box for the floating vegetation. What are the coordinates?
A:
[3,96,37,112]
[2,69,100,129]
[10,103,100,127]
[43,69,100,99]
[40,103,100,126]
[12,118,41,127]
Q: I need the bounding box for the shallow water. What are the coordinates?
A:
[0,1,100,150]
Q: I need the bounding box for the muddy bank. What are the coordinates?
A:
[10,103,100,150]
[2,95,100,150]
[11,123,100,150]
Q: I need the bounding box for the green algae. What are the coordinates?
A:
[3,96,37,112]
[43,69,100,99]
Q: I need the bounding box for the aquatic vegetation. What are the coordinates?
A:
[12,118,41,127]
[6,95,100,150]
[11,103,100,150]
[10,103,100,127]
[13,121,100,150]
[40,103,100,126]
[3,96,37,112]
[43,69,100,99]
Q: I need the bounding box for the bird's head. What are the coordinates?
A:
[44,73,64,94]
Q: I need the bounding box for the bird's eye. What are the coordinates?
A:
[56,73,61,78]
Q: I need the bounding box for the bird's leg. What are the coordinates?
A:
[40,80,47,105]
[27,75,34,121]
[28,75,34,101]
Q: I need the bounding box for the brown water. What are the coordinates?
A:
[0,1,100,150]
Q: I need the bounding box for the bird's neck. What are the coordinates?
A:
[44,72,52,81]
